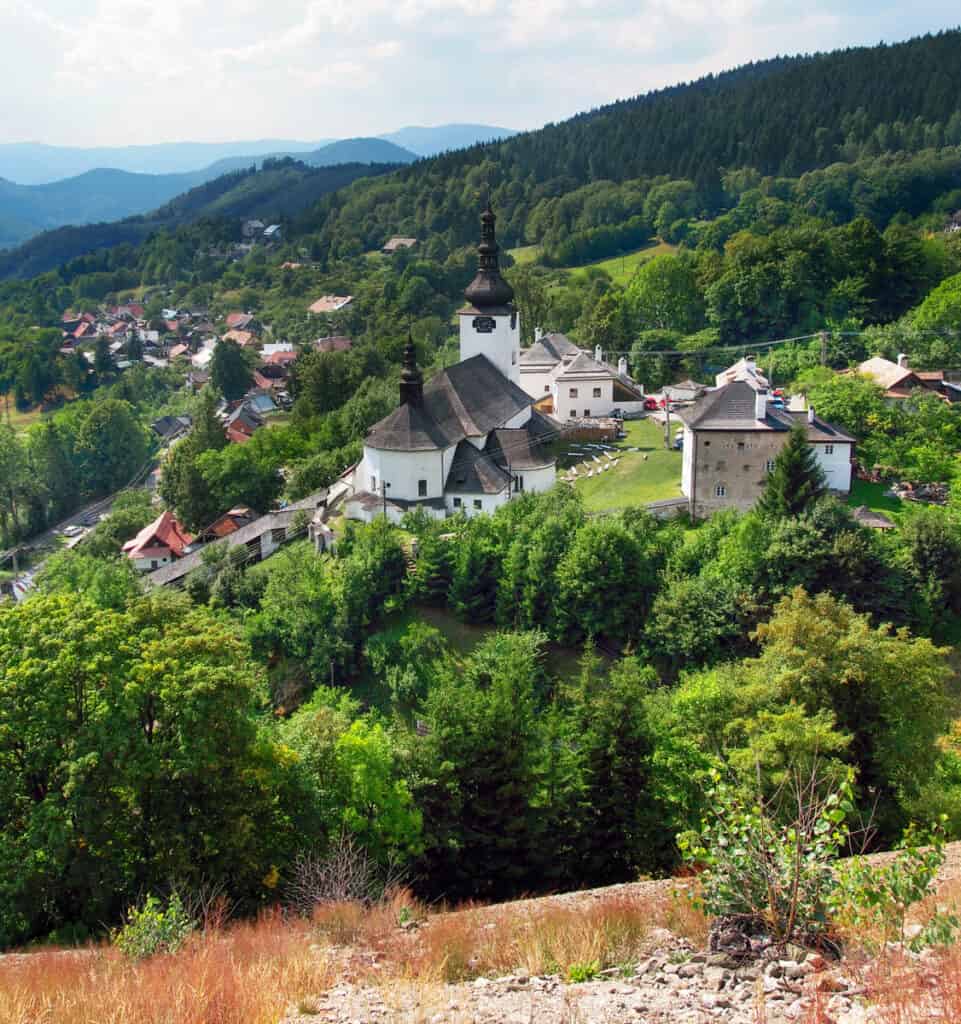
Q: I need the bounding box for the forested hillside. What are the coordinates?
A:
[5,28,961,951]
[0,159,398,280]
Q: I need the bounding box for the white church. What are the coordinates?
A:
[344,206,558,522]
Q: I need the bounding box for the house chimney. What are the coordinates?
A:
[897,353,908,368]
[807,405,815,424]
[594,345,604,364]
[755,388,768,421]
[618,356,627,377]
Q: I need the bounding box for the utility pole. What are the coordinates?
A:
[506,458,513,501]
[663,398,672,450]
[819,331,828,367]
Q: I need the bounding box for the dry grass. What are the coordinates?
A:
[0,912,331,1024]
[0,883,709,1023]
[323,885,710,985]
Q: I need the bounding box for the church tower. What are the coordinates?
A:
[459,203,521,386]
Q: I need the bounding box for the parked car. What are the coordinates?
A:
[61,525,84,538]
[643,397,659,411]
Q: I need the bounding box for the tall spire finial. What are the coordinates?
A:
[399,327,423,407]
[464,201,514,310]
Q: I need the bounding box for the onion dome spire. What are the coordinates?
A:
[398,329,423,406]
[464,201,515,310]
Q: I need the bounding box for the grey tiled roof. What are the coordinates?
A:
[366,354,533,452]
[445,441,511,494]
[520,333,580,365]
[486,427,555,470]
[683,381,856,442]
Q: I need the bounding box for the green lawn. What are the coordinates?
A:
[508,239,678,284]
[507,244,541,265]
[573,240,678,286]
[566,417,683,512]
[846,480,906,523]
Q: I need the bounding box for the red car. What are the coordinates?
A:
[643,397,659,410]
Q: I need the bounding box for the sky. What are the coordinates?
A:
[3,0,959,147]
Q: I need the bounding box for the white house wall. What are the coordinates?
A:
[811,442,853,492]
[552,377,615,421]
[681,427,694,496]
[520,365,556,399]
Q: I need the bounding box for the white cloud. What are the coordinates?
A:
[0,0,957,147]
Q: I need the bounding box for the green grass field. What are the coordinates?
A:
[575,240,678,285]
[566,417,683,512]
[508,239,678,285]
[507,244,541,265]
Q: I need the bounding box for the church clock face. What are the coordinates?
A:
[472,316,496,334]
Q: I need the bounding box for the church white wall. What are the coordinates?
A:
[361,444,454,502]
[459,312,521,386]
[811,441,853,493]
[515,464,556,494]
[446,491,508,517]
[552,377,615,421]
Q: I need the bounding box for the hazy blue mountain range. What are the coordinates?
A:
[0,125,517,184]
[0,126,517,250]
[0,138,419,250]
[380,124,517,156]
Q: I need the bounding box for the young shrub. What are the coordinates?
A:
[113,893,195,960]
[831,821,960,951]
[677,768,853,949]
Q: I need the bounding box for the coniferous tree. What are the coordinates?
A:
[210,339,252,401]
[757,424,827,518]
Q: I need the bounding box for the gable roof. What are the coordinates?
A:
[122,510,193,560]
[445,440,511,494]
[520,333,581,366]
[308,295,352,314]
[683,381,856,442]
[856,356,920,392]
[366,354,533,452]
[715,357,769,389]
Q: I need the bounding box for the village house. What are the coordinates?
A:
[346,205,557,523]
[309,295,353,315]
[150,415,192,443]
[382,236,418,255]
[263,224,282,243]
[518,333,645,419]
[145,491,329,589]
[715,357,769,390]
[679,380,855,519]
[122,510,193,572]
[853,355,961,403]
[313,335,353,353]
[192,506,259,545]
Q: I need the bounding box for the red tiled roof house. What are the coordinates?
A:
[122,510,193,572]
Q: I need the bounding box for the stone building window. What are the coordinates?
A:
[418,479,428,497]
[824,444,834,455]
[473,499,482,510]
[569,387,578,398]
[453,497,462,508]
[766,459,776,472]
[593,387,602,398]
[714,484,727,498]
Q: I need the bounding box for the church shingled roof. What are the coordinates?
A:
[366,354,533,452]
